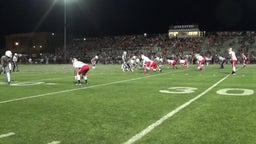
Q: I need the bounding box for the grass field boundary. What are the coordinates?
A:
[123,73,231,144]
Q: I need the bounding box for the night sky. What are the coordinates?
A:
[1,0,256,37]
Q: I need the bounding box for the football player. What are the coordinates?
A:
[195,54,205,70]
[91,55,99,69]
[154,57,163,72]
[141,54,151,74]
[218,55,226,69]
[72,58,90,85]
[1,50,13,85]
[179,59,189,68]
[121,51,131,72]
[167,59,177,69]
[228,48,237,75]
[241,53,247,68]
[12,53,19,72]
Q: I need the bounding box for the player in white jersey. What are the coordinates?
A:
[91,55,98,69]
[134,56,142,69]
[195,54,205,70]
[12,53,19,72]
[0,50,12,85]
[127,57,136,72]
[228,48,237,75]
[72,58,90,85]
[155,57,163,72]
[121,51,131,72]
[218,55,226,69]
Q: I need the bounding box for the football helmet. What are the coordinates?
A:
[72,58,78,63]
[5,50,12,58]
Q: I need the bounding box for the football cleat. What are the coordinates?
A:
[76,82,81,85]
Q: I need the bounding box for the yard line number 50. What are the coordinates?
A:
[159,87,254,96]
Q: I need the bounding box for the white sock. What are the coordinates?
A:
[77,74,81,81]
[233,67,236,72]
[7,72,11,82]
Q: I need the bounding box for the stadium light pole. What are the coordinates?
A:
[64,0,67,63]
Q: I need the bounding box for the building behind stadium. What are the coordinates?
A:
[168,24,204,38]
[5,32,63,57]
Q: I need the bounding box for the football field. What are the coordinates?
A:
[0,64,255,144]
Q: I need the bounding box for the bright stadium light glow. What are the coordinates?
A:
[64,0,67,63]
[63,0,77,63]
[63,0,78,63]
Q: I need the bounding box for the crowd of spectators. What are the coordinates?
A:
[13,31,256,64]
[67,31,256,64]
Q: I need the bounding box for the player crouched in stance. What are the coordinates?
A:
[167,59,177,69]
[0,50,12,85]
[154,57,163,72]
[141,54,161,74]
[91,55,99,69]
[179,58,189,68]
[195,53,205,70]
[72,58,90,85]
[126,56,138,72]
[141,54,151,74]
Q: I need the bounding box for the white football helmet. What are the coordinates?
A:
[5,50,12,58]
[155,57,160,61]
[136,58,140,63]
[72,58,78,63]
[141,54,145,60]
[95,55,99,59]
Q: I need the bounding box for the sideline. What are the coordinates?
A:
[123,73,231,144]
[0,71,173,104]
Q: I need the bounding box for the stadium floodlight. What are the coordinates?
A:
[63,0,78,63]
[64,0,67,63]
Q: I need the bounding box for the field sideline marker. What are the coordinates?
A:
[123,73,231,144]
[0,71,174,104]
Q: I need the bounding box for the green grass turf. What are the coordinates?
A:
[0,64,255,144]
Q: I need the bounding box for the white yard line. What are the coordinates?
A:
[0,132,15,139]
[48,141,61,144]
[0,72,171,104]
[123,74,231,144]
